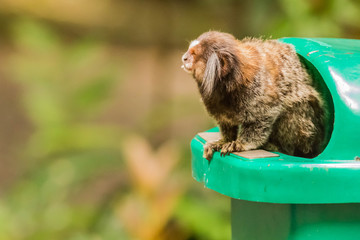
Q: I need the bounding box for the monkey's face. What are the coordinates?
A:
[181,36,224,97]
[181,40,206,79]
[181,31,241,97]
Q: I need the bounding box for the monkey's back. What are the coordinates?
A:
[239,39,326,157]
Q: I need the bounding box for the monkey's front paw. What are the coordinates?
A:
[203,139,226,160]
[220,141,244,157]
[203,144,214,161]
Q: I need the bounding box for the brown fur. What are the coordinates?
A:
[181,31,327,160]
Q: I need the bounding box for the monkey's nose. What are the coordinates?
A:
[182,54,188,62]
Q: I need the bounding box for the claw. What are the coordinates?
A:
[204,139,245,159]
[203,144,214,160]
[218,140,245,157]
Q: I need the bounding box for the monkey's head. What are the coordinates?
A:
[181,31,242,97]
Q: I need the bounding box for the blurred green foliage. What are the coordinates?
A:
[9,20,119,157]
[1,19,126,240]
[0,0,359,240]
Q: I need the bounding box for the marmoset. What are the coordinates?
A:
[181,31,326,160]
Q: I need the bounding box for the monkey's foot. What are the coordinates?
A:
[220,141,244,157]
[203,139,227,160]
[203,145,214,161]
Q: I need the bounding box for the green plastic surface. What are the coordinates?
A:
[191,38,360,204]
[231,199,360,240]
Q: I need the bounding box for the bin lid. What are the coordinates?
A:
[191,38,360,204]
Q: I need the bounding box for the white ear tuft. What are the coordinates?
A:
[202,53,221,97]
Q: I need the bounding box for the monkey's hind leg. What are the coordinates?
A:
[262,142,281,152]
[272,99,323,157]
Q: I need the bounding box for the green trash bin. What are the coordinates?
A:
[190,38,360,240]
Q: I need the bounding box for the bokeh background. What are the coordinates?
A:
[0,0,359,239]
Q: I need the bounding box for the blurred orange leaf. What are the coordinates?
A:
[122,135,180,196]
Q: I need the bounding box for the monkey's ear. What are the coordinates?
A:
[202,52,221,97]
[218,50,238,78]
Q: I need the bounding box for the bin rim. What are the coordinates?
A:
[191,37,360,204]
